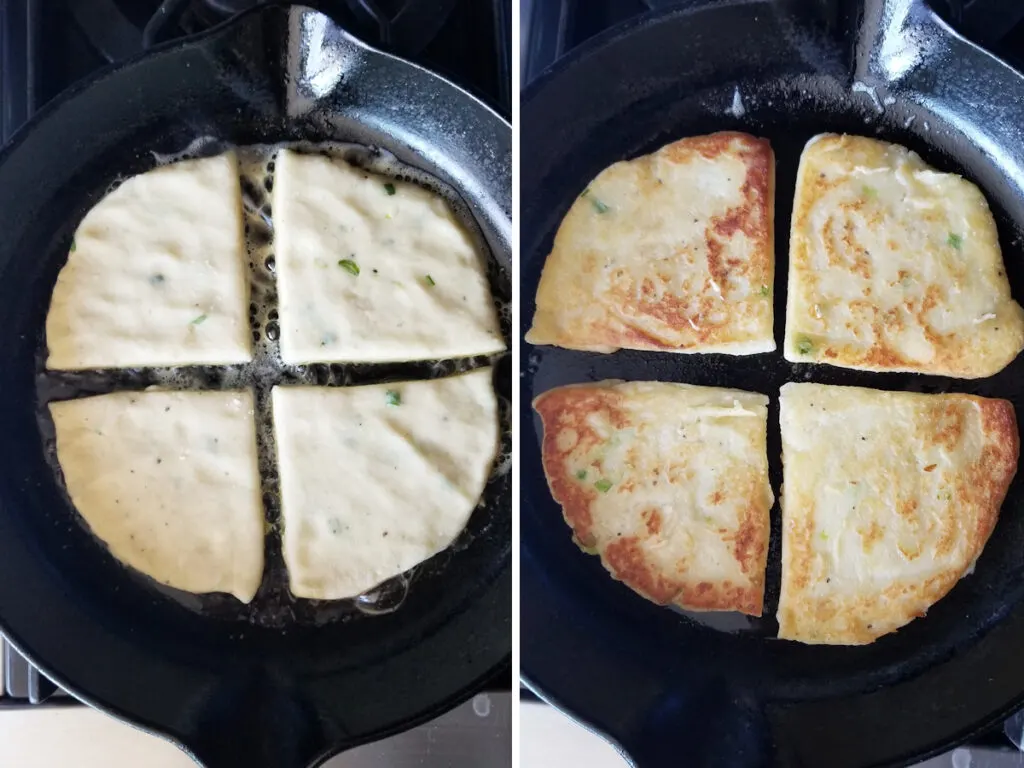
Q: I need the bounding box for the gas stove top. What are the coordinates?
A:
[0,0,511,710]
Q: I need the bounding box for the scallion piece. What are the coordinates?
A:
[581,188,610,214]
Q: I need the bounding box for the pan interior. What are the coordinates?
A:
[522,72,1024,701]
[36,138,512,630]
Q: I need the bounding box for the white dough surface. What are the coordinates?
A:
[272,368,499,599]
[49,390,265,603]
[46,152,252,369]
[272,149,505,364]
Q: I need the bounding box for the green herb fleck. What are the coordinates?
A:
[383,182,396,196]
[424,274,436,287]
[338,259,360,276]
[594,479,613,493]
[70,238,77,252]
[190,313,208,325]
[796,336,814,355]
[575,469,588,480]
[947,233,963,250]
[862,185,878,199]
[759,284,770,296]
[581,187,610,214]
[386,390,401,407]
[820,531,829,540]
[938,490,953,501]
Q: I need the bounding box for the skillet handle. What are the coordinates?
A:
[622,732,774,768]
[856,0,962,82]
[182,676,332,768]
[616,686,774,768]
[188,729,328,768]
[857,0,1024,196]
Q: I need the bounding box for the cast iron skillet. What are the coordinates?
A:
[0,5,510,768]
[521,0,1024,765]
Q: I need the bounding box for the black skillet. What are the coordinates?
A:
[521,0,1024,765]
[0,5,510,767]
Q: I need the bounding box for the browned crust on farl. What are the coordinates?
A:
[532,384,628,550]
[788,133,1024,378]
[779,391,1019,644]
[608,133,774,350]
[968,397,1019,545]
[528,132,776,353]
[532,381,769,616]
